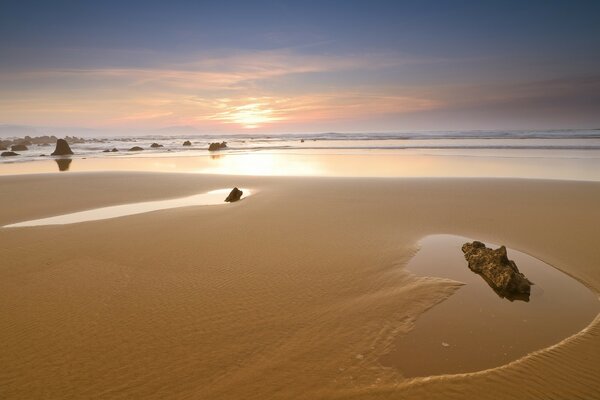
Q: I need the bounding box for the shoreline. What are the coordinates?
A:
[0,172,599,399]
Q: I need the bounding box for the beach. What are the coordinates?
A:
[1,171,598,399]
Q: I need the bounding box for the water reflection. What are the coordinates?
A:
[381,234,599,377]
[55,158,72,171]
[3,188,251,227]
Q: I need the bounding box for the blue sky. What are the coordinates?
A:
[1,0,599,133]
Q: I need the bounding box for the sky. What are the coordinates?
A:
[1,0,599,134]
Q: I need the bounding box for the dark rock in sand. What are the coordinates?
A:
[1,151,19,157]
[300,139,305,143]
[11,144,28,151]
[225,187,243,202]
[51,139,74,156]
[462,241,532,298]
[150,143,163,148]
[129,146,144,151]
[208,141,227,151]
[183,140,192,146]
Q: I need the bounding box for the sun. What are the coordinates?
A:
[210,100,282,129]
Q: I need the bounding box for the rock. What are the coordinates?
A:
[183,140,192,146]
[11,144,28,151]
[300,139,305,143]
[129,146,144,151]
[51,139,74,155]
[225,187,243,202]
[208,141,227,151]
[150,143,163,148]
[103,149,110,153]
[462,241,532,298]
[1,151,19,157]
[111,148,119,152]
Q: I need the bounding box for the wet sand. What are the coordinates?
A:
[0,172,599,399]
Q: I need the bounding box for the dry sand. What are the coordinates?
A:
[0,172,598,399]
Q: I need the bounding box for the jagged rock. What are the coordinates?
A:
[225,187,243,202]
[208,141,227,151]
[1,151,19,157]
[462,241,532,297]
[183,140,192,146]
[11,144,28,151]
[51,139,74,155]
[150,143,163,148]
[129,146,144,151]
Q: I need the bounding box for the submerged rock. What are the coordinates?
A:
[1,151,19,157]
[11,144,28,151]
[225,187,243,202]
[51,139,74,156]
[462,241,532,298]
[183,140,192,146]
[208,141,227,151]
[150,143,163,148]
[129,146,144,151]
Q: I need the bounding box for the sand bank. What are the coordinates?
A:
[0,172,598,399]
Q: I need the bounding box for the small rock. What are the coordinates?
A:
[51,139,74,156]
[208,141,227,151]
[111,148,119,152]
[103,149,110,153]
[129,146,144,151]
[150,143,163,148]
[11,144,28,151]
[225,187,243,202]
[1,151,19,157]
[183,140,192,146]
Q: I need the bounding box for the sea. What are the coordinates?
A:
[1,130,600,180]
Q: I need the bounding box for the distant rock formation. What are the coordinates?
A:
[225,187,243,202]
[51,139,74,156]
[129,146,144,151]
[11,144,28,151]
[1,151,19,157]
[183,140,192,146]
[462,241,532,299]
[208,141,227,151]
[150,143,163,148]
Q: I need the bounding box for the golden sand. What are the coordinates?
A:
[0,172,599,399]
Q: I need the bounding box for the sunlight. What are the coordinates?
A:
[210,101,282,128]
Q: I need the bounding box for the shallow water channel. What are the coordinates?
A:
[381,234,599,377]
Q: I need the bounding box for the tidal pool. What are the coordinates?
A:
[381,234,599,377]
[3,188,251,228]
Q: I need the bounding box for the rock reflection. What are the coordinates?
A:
[55,158,72,171]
